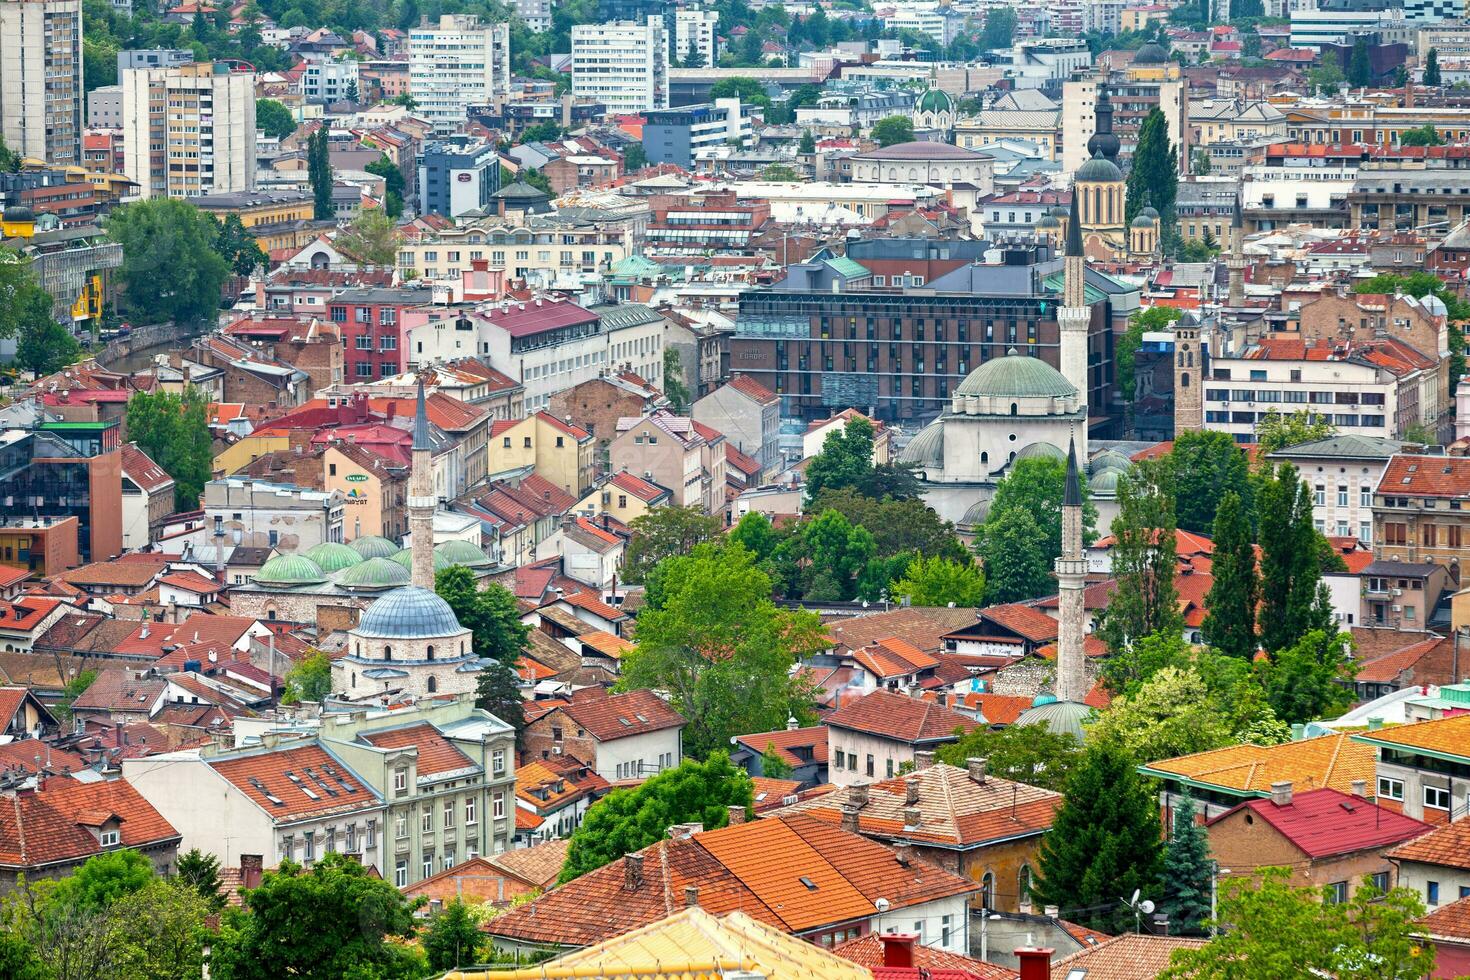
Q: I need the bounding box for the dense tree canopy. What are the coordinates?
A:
[107,198,229,325]
[1168,430,1253,534]
[935,723,1082,793]
[125,387,214,509]
[871,115,915,147]
[891,554,987,608]
[623,505,724,583]
[435,566,529,665]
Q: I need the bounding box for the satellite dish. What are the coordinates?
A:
[1139,900,1155,915]
[1129,889,1140,906]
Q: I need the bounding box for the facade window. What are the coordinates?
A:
[492,749,505,775]
[1370,871,1390,893]
[395,861,408,887]
[493,793,505,819]
[393,769,408,795]
[443,799,455,829]
[423,855,434,880]
[1326,881,1348,904]
[1429,881,1441,905]
[1426,785,1451,810]
[100,829,120,847]
[303,832,315,861]
[1377,776,1404,801]
[422,806,434,832]
[866,754,875,777]
[366,820,376,848]
[465,797,477,825]
[395,814,408,839]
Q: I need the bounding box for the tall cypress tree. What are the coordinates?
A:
[1031,741,1165,932]
[1125,108,1177,229]
[1426,48,1442,87]
[1257,464,1333,655]
[1159,792,1213,936]
[1099,458,1182,653]
[1202,491,1259,660]
[309,128,335,221]
[1348,37,1372,88]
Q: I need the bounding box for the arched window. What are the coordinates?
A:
[351,672,356,688]
[1181,372,1190,388]
[426,676,437,693]
[427,645,435,661]
[384,645,392,661]
[981,871,996,910]
[1018,864,1033,904]
[980,451,989,465]
[1187,352,1194,367]
[1010,402,1018,416]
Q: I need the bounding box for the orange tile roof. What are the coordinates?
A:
[579,630,636,659]
[484,812,978,947]
[1379,454,1470,499]
[533,410,591,441]
[1418,894,1470,942]
[0,739,86,775]
[826,690,980,745]
[751,776,803,808]
[980,604,1060,644]
[360,723,476,777]
[608,470,670,503]
[157,572,224,594]
[521,473,578,513]
[1048,934,1208,980]
[733,725,829,767]
[487,837,572,889]
[725,374,780,405]
[0,598,62,634]
[515,760,604,813]
[1387,820,1470,870]
[1142,733,1376,794]
[120,443,174,493]
[1353,714,1470,761]
[208,743,379,821]
[953,692,1032,725]
[558,688,685,741]
[724,441,763,476]
[836,935,1017,979]
[555,588,629,623]
[0,779,180,869]
[826,607,981,654]
[56,556,169,589]
[772,763,1061,849]
[1354,636,1450,685]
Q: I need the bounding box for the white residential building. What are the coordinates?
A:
[513,0,551,31]
[1265,435,1407,544]
[882,4,961,45]
[571,17,669,114]
[0,0,82,166]
[300,54,359,104]
[674,8,719,67]
[1289,7,1406,47]
[122,61,256,199]
[408,15,511,133]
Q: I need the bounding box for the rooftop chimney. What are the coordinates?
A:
[968,757,988,784]
[624,852,644,890]
[727,804,746,826]
[893,841,913,866]
[684,885,700,908]
[1270,781,1294,807]
[905,779,920,805]
[903,806,921,829]
[840,804,860,833]
[914,750,934,771]
[1016,947,1055,980]
[850,783,869,808]
[1351,779,1367,798]
[879,934,917,969]
[786,715,799,731]
[240,854,264,889]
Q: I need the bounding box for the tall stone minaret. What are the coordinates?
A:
[408,377,436,590]
[1226,192,1248,309]
[1059,190,1091,440]
[1055,435,1088,703]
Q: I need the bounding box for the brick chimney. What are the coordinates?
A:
[893,841,913,866]
[879,933,917,968]
[903,806,921,828]
[1017,947,1054,980]
[850,782,869,808]
[624,852,644,890]
[968,757,988,784]
[914,750,935,770]
[840,804,860,832]
[905,779,920,805]
[1270,781,1294,807]
[684,885,699,908]
[726,804,746,826]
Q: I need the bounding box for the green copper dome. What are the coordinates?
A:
[899,420,945,467]
[304,541,364,573]
[1090,449,1133,473]
[916,86,954,115]
[955,352,1078,400]
[435,540,492,569]
[1076,151,1123,183]
[1017,699,1094,741]
[1015,442,1066,463]
[349,535,400,559]
[255,553,327,587]
[391,547,454,572]
[337,556,411,591]
[1090,468,1122,493]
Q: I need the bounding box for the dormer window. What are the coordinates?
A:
[100,829,120,847]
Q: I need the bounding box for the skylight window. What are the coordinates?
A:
[799,876,818,890]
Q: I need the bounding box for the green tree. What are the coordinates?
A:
[559,753,754,882]
[977,508,1053,604]
[805,416,875,501]
[1202,491,1260,661]
[760,742,794,778]
[799,129,816,154]
[308,127,334,221]
[281,650,333,704]
[13,287,79,379]
[1394,64,1408,87]
[421,899,484,972]
[758,163,801,181]
[1169,430,1253,533]
[980,7,1016,48]
[1398,123,1444,147]
[0,933,46,980]
[1031,741,1164,931]
[1253,408,1336,456]
[521,167,553,195]
[1116,306,1181,423]
[215,213,267,277]
[710,76,773,110]
[935,723,1082,792]
[891,553,986,608]
[435,566,529,664]
[623,142,648,171]
[1089,666,1232,763]
[1257,629,1353,724]
[1308,51,1345,96]
[1125,108,1177,230]
[729,510,779,563]
[112,879,214,979]
[475,657,526,743]
[782,509,878,601]
[125,386,214,509]
[57,668,97,720]
[1159,791,1213,936]
[661,348,691,411]
[520,120,564,143]
[871,115,915,147]
[1348,36,1372,87]
[211,853,423,980]
[979,455,1097,566]
[1257,463,1332,654]
[1426,47,1442,86]
[175,847,225,911]
[364,154,405,204]
[53,848,156,911]
[1191,148,1212,175]
[622,505,724,583]
[1176,239,1216,262]
[622,544,825,757]
[807,490,965,562]
[255,98,297,140]
[107,197,230,324]
[0,135,20,173]
[1160,868,1429,979]
[1098,459,1182,653]
[334,207,398,266]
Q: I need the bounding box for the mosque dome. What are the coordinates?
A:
[254,553,326,587]
[435,540,493,569]
[1090,449,1133,473]
[1037,214,1061,230]
[1032,692,1058,707]
[1016,699,1094,741]
[1076,151,1123,183]
[1014,442,1067,463]
[916,86,954,115]
[1134,42,1169,64]
[391,547,454,572]
[349,535,400,559]
[354,585,463,639]
[960,498,991,528]
[899,420,945,468]
[1050,205,1069,217]
[1089,468,1122,494]
[304,541,364,573]
[337,557,411,591]
[955,351,1077,400]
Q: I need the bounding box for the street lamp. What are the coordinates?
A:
[979,912,1001,963]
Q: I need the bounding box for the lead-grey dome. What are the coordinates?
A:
[900,420,945,467]
[354,585,463,639]
[1076,151,1123,183]
[955,352,1077,399]
[1016,700,1094,741]
[1134,41,1168,64]
[338,556,411,591]
[1015,441,1066,463]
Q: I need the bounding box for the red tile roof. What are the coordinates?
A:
[120,443,175,493]
[555,588,629,623]
[1419,894,1470,942]
[980,604,1059,644]
[360,723,476,777]
[557,688,684,741]
[825,689,980,745]
[837,935,1017,979]
[1379,454,1470,499]
[826,608,980,654]
[0,778,180,869]
[520,472,578,513]
[0,598,62,635]
[1208,787,1429,858]
[114,613,257,658]
[533,410,591,441]
[0,739,85,775]
[733,725,829,767]
[724,442,763,476]
[726,374,779,405]
[208,744,378,821]
[608,470,671,503]
[1387,819,1470,870]
[477,299,598,338]
[157,572,224,595]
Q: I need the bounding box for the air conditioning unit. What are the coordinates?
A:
[553,745,562,754]
[1392,588,1403,596]
[1392,604,1402,612]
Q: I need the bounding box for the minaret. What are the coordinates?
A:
[1226,192,1248,309]
[1055,435,1088,704]
[1174,317,1203,435]
[408,376,436,590]
[1059,190,1091,435]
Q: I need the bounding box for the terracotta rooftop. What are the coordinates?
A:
[725,374,779,405]
[558,688,685,741]
[56,556,169,589]
[1209,787,1428,858]
[555,588,629,623]
[1352,714,1470,762]
[0,778,179,869]
[825,690,980,745]
[1141,733,1376,795]
[826,607,980,655]
[157,572,224,595]
[773,762,1061,849]
[733,725,829,768]
[979,604,1059,644]
[208,743,378,822]
[360,723,477,778]
[607,470,671,503]
[1354,636,1455,685]
[1418,894,1470,942]
[71,670,165,714]
[1387,818,1470,870]
[0,739,85,775]
[487,836,571,890]
[120,443,175,493]
[484,812,978,947]
[1379,454,1470,499]
[1048,934,1208,980]
[837,934,1017,979]
[579,629,636,659]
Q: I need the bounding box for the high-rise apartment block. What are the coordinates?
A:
[674,8,718,67]
[122,61,256,199]
[0,0,83,166]
[571,17,669,114]
[408,15,511,133]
